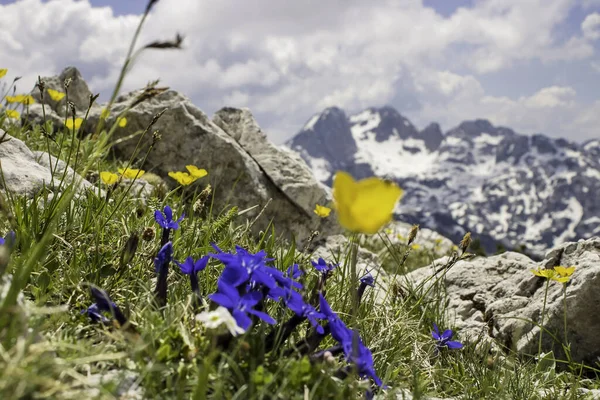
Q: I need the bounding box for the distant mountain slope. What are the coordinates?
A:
[285,106,600,257]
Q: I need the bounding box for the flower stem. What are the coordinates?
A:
[537,279,550,357]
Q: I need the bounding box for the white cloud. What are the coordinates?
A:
[582,13,600,40]
[0,0,599,143]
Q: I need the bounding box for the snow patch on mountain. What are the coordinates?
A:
[286,106,600,257]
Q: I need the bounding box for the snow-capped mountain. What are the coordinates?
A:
[286,106,600,258]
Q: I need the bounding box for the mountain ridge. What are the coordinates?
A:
[285,106,600,257]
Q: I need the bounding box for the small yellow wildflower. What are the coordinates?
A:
[186,165,208,179]
[313,204,331,218]
[100,171,118,185]
[118,117,127,128]
[7,94,35,105]
[554,266,575,282]
[5,109,20,119]
[451,245,459,251]
[101,108,110,119]
[396,234,406,241]
[47,89,65,102]
[531,268,569,283]
[411,243,421,250]
[169,171,197,186]
[384,228,393,235]
[118,168,145,179]
[332,171,403,234]
[0,69,7,79]
[65,118,83,130]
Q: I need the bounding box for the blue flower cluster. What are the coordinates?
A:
[82,204,385,389]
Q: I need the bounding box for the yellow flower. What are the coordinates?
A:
[411,244,421,250]
[118,117,127,128]
[186,165,208,178]
[531,268,569,283]
[101,108,110,119]
[554,266,575,278]
[118,168,145,179]
[451,245,459,251]
[5,109,20,119]
[332,171,403,234]
[0,69,7,79]
[100,172,118,185]
[47,89,65,102]
[169,171,198,186]
[8,94,35,105]
[396,234,406,241]
[313,204,331,218]
[65,118,83,130]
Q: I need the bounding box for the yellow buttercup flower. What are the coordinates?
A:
[5,109,20,119]
[169,171,198,186]
[47,89,65,102]
[118,168,145,179]
[9,94,35,105]
[65,118,83,130]
[411,244,421,250]
[313,204,331,218]
[0,69,7,79]
[101,108,110,119]
[100,171,119,185]
[531,268,569,283]
[332,171,403,234]
[186,165,208,179]
[118,117,127,128]
[554,266,575,282]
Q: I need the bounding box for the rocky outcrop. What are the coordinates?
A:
[21,67,338,246]
[404,237,600,365]
[87,89,334,246]
[0,130,99,197]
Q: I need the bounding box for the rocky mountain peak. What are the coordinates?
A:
[287,105,600,258]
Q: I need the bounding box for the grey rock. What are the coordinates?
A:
[33,151,101,194]
[101,90,331,246]
[0,131,56,197]
[0,131,101,198]
[32,66,99,116]
[213,107,339,238]
[403,237,600,365]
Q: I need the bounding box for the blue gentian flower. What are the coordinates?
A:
[286,264,303,280]
[285,291,325,334]
[154,205,184,230]
[81,303,111,324]
[210,244,281,289]
[89,286,128,326]
[359,272,375,287]
[319,293,353,345]
[176,255,209,295]
[154,242,173,306]
[176,255,209,275]
[208,280,276,330]
[154,242,173,273]
[318,293,383,387]
[432,323,463,350]
[311,257,337,275]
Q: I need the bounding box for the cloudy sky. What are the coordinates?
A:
[1,0,599,143]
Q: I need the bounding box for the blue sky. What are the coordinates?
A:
[1,0,600,143]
